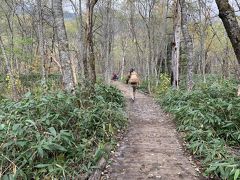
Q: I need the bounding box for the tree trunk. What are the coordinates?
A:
[147,28,152,93]
[238,85,240,96]
[222,39,229,79]
[161,0,170,75]
[36,0,46,85]
[180,0,194,91]
[0,36,18,100]
[75,0,86,80]
[171,0,181,89]
[1,1,18,99]
[167,41,172,75]
[198,0,207,82]
[86,0,98,86]
[120,38,127,80]
[129,1,143,74]
[215,0,240,65]
[235,0,240,11]
[53,0,74,91]
[103,0,112,84]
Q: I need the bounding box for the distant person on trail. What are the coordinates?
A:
[111,73,118,81]
[126,68,140,101]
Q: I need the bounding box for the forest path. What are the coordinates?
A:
[102,81,203,180]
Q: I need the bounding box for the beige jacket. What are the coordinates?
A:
[129,71,140,84]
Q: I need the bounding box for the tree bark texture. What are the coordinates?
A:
[121,40,126,80]
[36,0,46,84]
[129,0,143,74]
[171,0,181,89]
[53,0,74,91]
[103,0,113,84]
[215,0,240,65]
[0,36,18,100]
[86,0,98,85]
[180,0,194,91]
[75,0,86,79]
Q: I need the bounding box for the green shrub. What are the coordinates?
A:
[158,80,240,179]
[0,83,127,179]
[95,83,125,107]
[154,73,171,95]
[138,79,149,93]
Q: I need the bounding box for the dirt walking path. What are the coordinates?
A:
[102,82,202,180]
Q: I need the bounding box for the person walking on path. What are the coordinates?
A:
[126,68,140,101]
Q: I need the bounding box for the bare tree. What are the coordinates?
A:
[171,0,181,89]
[128,0,144,74]
[180,0,194,91]
[234,0,240,11]
[215,0,240,95]
[36,0,46,85]
[0,1,19,99]
[197,0,207,81]
[215,0,240,65]
[99,0,114,84]
[69,0,86,80]
[120,35,127,80]
[85,0,99,86]
[77,0,85,79]
[0,36,17,99]
[137,0,156,93]
[53,0,75,91]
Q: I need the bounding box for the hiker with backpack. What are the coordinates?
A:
[126,68,140,101]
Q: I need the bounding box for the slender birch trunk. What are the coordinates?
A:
[36,0,46,85]
[85,0,98,87]
[0,36,17,100]
[53,0,75,91]
[171,0,181,89]
[180,0,194,91]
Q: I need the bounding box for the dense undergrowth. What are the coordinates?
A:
[157,80,240,179]
[0,83,127,179]
[138,74,171,94]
